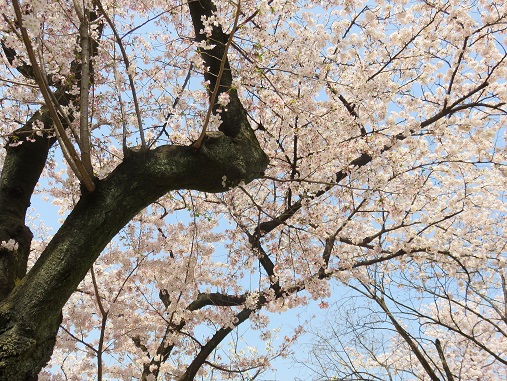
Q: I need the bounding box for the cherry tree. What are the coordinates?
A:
[299,267,507,380]
[0,0,505,380]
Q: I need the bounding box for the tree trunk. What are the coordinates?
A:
[0,128,268,379]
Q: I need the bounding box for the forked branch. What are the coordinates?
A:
[11,0,96,192]
[192,0,242,149]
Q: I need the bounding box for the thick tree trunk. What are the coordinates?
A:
[0,129,268,380]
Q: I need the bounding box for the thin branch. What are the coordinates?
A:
[321,198,368,271]
[91,266,108,381]
[94,0,146,150]
[74,0,94,177]
[149,62,194,148]
[11,0,96,192]
[60,325,98,354]
[366,11,438,82]
[178,308,253,381]
[444,36,469,109]
[36,48,81,144]
[203,359,264,375]
[369,290,441,381]
[435,339,455,381]
[0,76,38,87]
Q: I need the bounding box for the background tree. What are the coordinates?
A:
[0,0,505,380]
[298,265,507,380]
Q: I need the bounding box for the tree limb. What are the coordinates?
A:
[192,0,241,149]
[0,125,267,379]
[11,0,96,192]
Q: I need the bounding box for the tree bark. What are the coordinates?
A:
[0,127,267,380]
[0,111,56,302]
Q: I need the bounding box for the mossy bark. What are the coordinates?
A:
[0,129,268,380]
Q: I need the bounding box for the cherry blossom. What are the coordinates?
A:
[0,0,505,380]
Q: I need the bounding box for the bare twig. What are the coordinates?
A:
[149,62,194,148]
[94,0,146,150]
[368,289,440,381]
